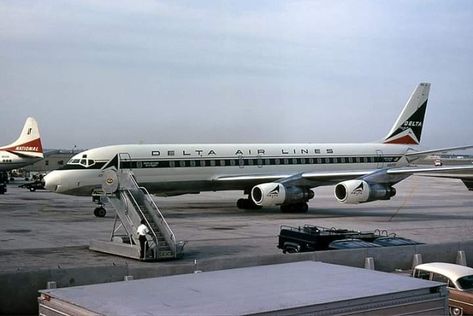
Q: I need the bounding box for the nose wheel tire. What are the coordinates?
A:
[94,207,107,217]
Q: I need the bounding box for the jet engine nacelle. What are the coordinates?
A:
[251,183,314,207]
[334,180,396,204]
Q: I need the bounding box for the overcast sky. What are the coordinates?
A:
[1,1,472,150]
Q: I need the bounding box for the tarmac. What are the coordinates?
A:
[1,175,473,272]
[1,175,473,314]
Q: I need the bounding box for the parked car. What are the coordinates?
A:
[412,262,473,316]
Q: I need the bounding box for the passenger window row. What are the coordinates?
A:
[119,156,398,169]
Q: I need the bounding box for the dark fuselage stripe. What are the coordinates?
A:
[62,155,402,170]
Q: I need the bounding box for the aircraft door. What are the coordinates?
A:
[257,155,263,168]
[118,153,132,170]
[238,155,244,168]
[376,150,384,169]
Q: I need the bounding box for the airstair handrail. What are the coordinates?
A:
[125,174,177,251]
[123,189,160,259]
[140,187,176,242]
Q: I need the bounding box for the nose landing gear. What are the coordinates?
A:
[94,206,107,217]
[92,192,107,217]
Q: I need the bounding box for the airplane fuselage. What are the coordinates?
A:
[0,150,42,171]
[41,83,473,217]
[45,143,413,196]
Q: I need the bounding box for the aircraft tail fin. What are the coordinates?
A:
[383,83,430,145]
[0,117,43,158]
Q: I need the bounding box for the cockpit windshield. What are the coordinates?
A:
[67,155,95,168]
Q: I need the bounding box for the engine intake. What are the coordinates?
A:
[251,183,314,207]
[334,180,396,204]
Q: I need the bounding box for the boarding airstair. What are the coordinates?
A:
[89,165,184,261]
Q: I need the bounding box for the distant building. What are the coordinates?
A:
[23,149,84,173]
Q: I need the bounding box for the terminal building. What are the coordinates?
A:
[22,149,83,175]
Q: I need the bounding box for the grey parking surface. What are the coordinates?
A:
[0,176,472,272]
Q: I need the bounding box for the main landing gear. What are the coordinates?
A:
[236,198,263,210]
[236,197,309,213]
[280,202,309,213]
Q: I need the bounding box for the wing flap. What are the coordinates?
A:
[387,165,473,175]
[214,165,473,190]
[215,174,292,182]
[302,170,371,179]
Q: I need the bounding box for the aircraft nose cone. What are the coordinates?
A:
[43,171,62,192]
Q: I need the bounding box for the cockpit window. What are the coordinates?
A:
[67,157,96,168]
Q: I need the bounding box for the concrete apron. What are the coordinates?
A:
[2,240,473,315]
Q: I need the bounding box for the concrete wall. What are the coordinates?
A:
[2,240,473,315]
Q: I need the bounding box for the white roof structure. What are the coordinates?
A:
[39,261,445,315]
[415,262,473,281]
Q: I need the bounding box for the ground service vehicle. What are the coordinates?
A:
[0,172,7,194]
[277,225,421,253]
[18,179,45,192]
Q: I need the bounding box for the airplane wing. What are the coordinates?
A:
[215,170,378,188]
[217,170,370,184]
[405,144,473,158]
[385,164,473,190]
[386,164,473,175]
[215,165,473,189]
[302,165,473,186]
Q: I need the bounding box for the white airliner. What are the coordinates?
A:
[44,83,473,217]
[0,117,44,171]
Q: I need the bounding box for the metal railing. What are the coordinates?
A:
[122,189,160,259]
[126,173,177,254]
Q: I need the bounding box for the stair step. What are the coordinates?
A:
[158,251,174,258]
[105,171,179,261]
